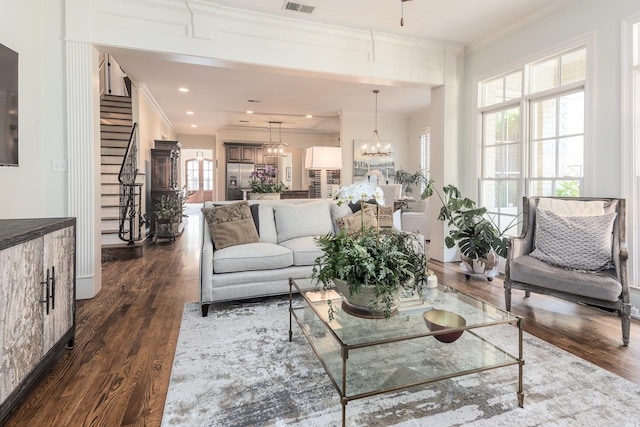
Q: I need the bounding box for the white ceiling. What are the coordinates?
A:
[106,0,572,136]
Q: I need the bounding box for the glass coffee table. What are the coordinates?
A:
[289,277,524,427]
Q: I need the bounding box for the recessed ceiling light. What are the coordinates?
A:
[191,124,198,128]
[186,111,194,115]
[246,110,254,114]
[179,87,189,92]
[306,114,313,118]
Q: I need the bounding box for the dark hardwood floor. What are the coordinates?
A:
[4,208,639,426]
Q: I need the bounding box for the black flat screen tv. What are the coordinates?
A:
[0,43,18,167]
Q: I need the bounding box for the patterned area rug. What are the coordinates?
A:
[162,298,640,427]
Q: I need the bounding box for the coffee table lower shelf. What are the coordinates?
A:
[288,278,524,426]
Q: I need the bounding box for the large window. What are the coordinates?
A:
[478,47,587,234]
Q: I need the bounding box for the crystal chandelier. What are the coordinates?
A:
[361,90,391,157]
[263,121,289,157]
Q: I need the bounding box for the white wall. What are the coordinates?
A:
[0,0,67,218]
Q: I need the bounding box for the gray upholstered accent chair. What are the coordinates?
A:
[504,196,630,345]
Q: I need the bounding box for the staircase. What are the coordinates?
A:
[100,95,145,260]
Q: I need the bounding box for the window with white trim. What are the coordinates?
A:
[478,47,587,235]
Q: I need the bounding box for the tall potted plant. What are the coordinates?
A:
[248,165,286,200]
[312,184,427,318]
[424,182,519,278]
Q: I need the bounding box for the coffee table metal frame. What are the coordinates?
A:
[288,277,524,426]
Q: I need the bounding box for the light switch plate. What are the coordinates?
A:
[51,159,68,172]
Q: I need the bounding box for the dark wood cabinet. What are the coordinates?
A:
[255,147,277,166]
[150,140,181,229]
[227,146,241,162]
[241,146,254,162]
[226,144,276,166]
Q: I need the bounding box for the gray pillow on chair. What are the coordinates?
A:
[530,208,616,272]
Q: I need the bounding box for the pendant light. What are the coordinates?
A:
[262,121,289,157]
[361,90,391,157]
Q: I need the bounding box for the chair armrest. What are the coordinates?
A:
[507,236,530,260]
[620,246,628,260]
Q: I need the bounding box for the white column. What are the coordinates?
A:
[66,40,102,299]
[429,45,463,263]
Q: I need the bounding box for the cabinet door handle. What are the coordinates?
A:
[40,268,50,315]
[51,266,56,310]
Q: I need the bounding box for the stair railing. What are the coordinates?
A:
[118,123,145,244]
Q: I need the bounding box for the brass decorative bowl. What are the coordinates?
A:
[423,310,466,343]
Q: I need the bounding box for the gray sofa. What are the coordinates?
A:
[200,198,354,316]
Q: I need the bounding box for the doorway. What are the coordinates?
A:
[186,158,213,203]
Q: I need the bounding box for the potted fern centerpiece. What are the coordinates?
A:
[312,184,427,318]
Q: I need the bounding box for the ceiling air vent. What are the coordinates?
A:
[283,2,315,14]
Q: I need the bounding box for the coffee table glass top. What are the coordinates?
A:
[292,277,519,348]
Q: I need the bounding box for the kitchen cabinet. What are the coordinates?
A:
[0,218,75,424]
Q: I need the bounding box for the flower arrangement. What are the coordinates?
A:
[249,165,286,193]
[333,183,385,206]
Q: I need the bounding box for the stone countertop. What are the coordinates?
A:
[0,218,75,251]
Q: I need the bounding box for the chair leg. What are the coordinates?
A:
[621,303,631,346]
[504,287,512,311]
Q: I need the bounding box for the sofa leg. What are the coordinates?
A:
[621,303,631,346]
[201,304,210,317]
[525,291,531,298]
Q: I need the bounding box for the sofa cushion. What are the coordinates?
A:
[279,236,324,266]
[202,201,259,250]
[510,255,622,302]
[256,204,278,244]
[273,200,333,243]
[213,242,293,273]
[530,208,616,271]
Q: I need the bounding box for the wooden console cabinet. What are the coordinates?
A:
[150,140,181,231]
[0,218,76,424]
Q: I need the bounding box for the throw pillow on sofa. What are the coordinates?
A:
[336,208,378,233]
[362,202,393,229]
[202,201,260,249]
